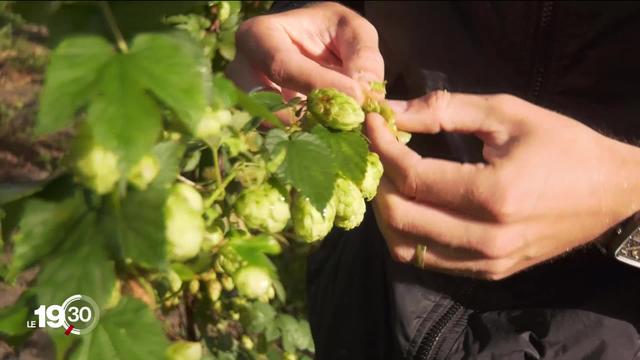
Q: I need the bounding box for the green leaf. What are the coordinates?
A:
[264,128,288,155]
[34,213,116,307]
[0,181,46,205]
[149,141,185,189]
[249,91,284,111]
[70,297,168,360]
[264,322,281,342]
[0,297,34,337]
[276,315,314,353]
[279,132,337,210]
[111,188,168,268]
[37,36,114,134]
[130,33,211,132]
[228,234,281,256]
[236,91,283,128]
[8,188,87,280]
[211,74,238,109]
[170,263,195,281]
[312,125,368,184]
[86,56,162,167]
[240,302,276,334]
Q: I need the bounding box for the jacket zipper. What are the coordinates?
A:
[412,285,473,360]
[530,1,554,100]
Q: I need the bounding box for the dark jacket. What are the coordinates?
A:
[275,1,640,359]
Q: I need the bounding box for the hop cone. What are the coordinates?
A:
[235,183,291,233]
[333,177,366,230]
[307,88,365,131]
[127,154,159,190]
[166,341,202,360]
[234,266,272,299]
[75,145,120,194]
[291,194,336,243]
[359,152,383,201]
[165,184,205,261]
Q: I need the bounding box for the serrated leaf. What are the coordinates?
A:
[111,188,168,268]
[86,57,162,167]
[37,36,114,135]
[279,132,337,210]
[34,213,116,306]
[312,125,368,184]
[249,91,285,111]
[264,129,288,155]
[70,298,168,360]
[236,91,283,128]
[240,302,276,334]
[130,33,211,132]
[8,189,87,280]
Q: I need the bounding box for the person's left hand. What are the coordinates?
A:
[366,91,640,280]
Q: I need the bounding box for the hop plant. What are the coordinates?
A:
[291,194,336,243]
[165,183,205,261]
[333,177,366,230]
[234,266,272,299]
[235,183,291,233]
[195,107,232,143]
[307,88,365,131]
[166,341,202,360]
[127,154,160,190]
[359,152,384,201]
[75,144,121,194]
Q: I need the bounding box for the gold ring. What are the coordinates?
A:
[414,244,427,268]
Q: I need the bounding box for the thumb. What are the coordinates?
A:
[388,92,511,145]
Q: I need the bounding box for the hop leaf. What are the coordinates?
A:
[235,183,291,233]
[165,184,204,261]
[291,194,336,243]
[359,152,384,201]
[333,177,366,230]
[307,88,364,131]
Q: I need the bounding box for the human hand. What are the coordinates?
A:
[226,2,383,105]
[367,91,640,280]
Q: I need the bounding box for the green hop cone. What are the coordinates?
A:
[235,183,291,233]
[195,107,232,144]
[359,152,383,201]
[127,154,159,190]
[75,144,120,194]
[234,266,272,299]
[333,177,366,230]
[166,341,202,360]
[307,88,365,131]
[165,184,205,261]
[291,194,336,243]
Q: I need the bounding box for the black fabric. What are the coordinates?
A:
[269,1,640,359]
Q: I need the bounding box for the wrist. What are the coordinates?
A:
[607,138,640,220]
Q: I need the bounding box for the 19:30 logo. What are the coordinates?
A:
[27,294,100,336]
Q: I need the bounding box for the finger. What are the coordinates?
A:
[374,177,516,257]
[388,92,510,145]
[366,113,493,215]
[237,30,364,101]
[334,16,385,82]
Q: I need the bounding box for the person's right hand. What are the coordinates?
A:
[226,2,384,103]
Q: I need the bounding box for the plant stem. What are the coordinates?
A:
[212,146,223,188]
[99,1,129,53]
[205,170,237,208]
